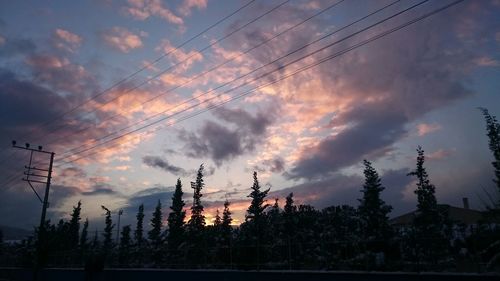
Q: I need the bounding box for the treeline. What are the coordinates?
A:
[0,109,499,272]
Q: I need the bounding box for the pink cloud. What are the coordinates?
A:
[473,56,499,67]
[178,0,208,16]
[416,123,442,137]
[54,28,82,52]
[123,0,183,26]
[101,27,143,53]
[427,148,455,161]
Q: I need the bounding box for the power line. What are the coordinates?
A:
[51,0,349,156]
[56,0,426,163]
[7,0,257,147]
[56,0,465,167]
[33,0,289,145]
[55,0,403,160]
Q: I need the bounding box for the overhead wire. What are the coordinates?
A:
[55,0,466,167]
[56,0,429,163]
[45,0,346,148]
[5,0,257,149]
[34,0,290,145]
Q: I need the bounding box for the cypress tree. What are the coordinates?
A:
[408,147,439,226]
[101,205,114,252]
[246,171,270,223]
[188,164,206,232]
[167,178,186,253]
[68,201,82,248]
[80,218,89,247]
[221,200,232,233]
[214,209,222,227]
[480,108,500,202]
[148,199,163,246]
[358,160,392,241]
[119,225,132,265]
[135,204,145,246]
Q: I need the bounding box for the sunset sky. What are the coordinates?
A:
[0,0,499,230]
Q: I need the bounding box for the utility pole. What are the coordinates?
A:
[12,140,55,231]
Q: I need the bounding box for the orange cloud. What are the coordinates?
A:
[416,123,442,137]
[101,27,144,53]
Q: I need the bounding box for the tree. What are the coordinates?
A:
[358,160,392,241]
[407,146,446,265]
[68,201,82,248]
[408,147,439,226]
[221,200,233,236]
[148,200,163,246]
[187,164,207,265]
[101,205,114,252]
[245,171,270,224]
[134,204,145,246]
[214,209,222,227]
[480,108,500,203]
[119,225,132,265]
[167,178,186,253]
[80,218,89,247]
[188,164,206,232]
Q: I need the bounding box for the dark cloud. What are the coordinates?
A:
[81,183,117,196]
[179,107,273,166]
[142,155,189,176]
[282,2,481,180]
[0,37,36,57]
[288,106,409,180]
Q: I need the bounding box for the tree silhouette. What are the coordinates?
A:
[187,164,206,265]
[101,206,114,253]
[68,201,82,248]
[119,225,132,265]
[148,200,163,245]
[188,164,206,232]
[134,204,145,247]
[245,171,269,223]
[480,108,500,203]
[407,146,447,265]
[80,218,89,248]
[358,160,392,242]
[167,178,186,256]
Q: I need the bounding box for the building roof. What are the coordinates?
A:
[389,204,484,226]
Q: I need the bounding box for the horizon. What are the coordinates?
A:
[0,0,499,232]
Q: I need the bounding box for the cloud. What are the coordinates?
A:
[81,184,117,196]
[288,106,409,180]
[142,155,189,176]
[0,37,36,57]
[123,0,183,26]
[273,168,413,216]
[101,26,144,53]
[473,56,499,67]
[416,123,442,137]
[178,0,207,16]
[179,107,273,166]
[52,28,82,53]
[427,148,455,161]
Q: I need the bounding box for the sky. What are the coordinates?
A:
[0,0,499,230]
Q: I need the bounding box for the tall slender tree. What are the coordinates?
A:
[101,206,114,252]
[358,160,392,241]
[221,200,232,234]
[167,178,186,252]
[246,171,270,223]
[80,218,89,248]
[148,200,163,246]
[68,201,82,248]
[135,204,145,246]
[480,108,500,202]
[188,164,206,232]
[408,147,439,226]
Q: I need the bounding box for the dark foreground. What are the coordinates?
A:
[0,268,499,281]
